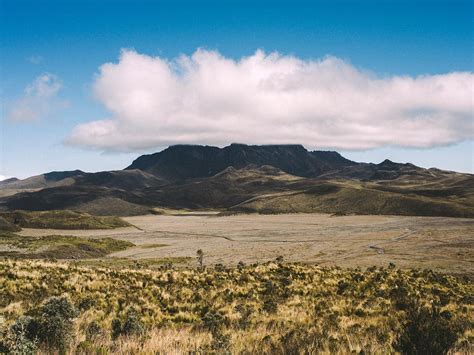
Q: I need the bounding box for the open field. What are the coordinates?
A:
[17,213,474,275]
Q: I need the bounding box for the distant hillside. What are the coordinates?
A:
[0,177,19,186]
[1,144,473,218]
[126,143,356,180]
[0,170,84,190]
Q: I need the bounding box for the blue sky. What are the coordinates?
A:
[1,0,473,178]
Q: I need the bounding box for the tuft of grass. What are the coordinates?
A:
[0,210,131,230]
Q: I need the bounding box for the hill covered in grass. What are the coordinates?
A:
[0,210,131,230]
[0,216,21,232]
[0,260,472,354]
[0,232,134,259]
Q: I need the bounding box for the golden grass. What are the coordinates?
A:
[0,259,472,354]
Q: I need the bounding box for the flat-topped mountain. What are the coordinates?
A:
[126,143,355,180]
[1,144,473,218]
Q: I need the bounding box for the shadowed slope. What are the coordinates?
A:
[1,144,472,218]
[126,143,356,180]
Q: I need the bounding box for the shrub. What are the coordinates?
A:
[202,310,225,334]
[394,303,466,355]
[122,308,144,336]
[263,299,278,314]
[196,249,204,270]
[85,321,102,341]
[111,308,144,339]
[1,316,38,355]
[38,296,76,353]
[235,304,254,329]
[111,318,122,340]
[211,332,231,351]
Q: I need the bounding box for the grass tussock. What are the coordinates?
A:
[0,210,131,230]
[0,259,472,354]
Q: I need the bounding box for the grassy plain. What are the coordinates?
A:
[1,212,473,353]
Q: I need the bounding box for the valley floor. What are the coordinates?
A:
[18,213,474,275]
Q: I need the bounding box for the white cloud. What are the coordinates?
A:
[66,49,474,151]
[6,73,68,122]
[27,55,43,64]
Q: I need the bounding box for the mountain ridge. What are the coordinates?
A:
[126,143,356,180]
[1,144,472,218]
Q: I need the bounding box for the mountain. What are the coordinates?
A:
[1,144,473,218]
[126,143,356,180]
[0,170,84,190]
[0,178,19,186]
[0,170,85,198]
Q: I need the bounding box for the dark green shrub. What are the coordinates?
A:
[263,299,278,314]
[202,310,225,334]
[211,332,231,351]
[2,316,38,354]
[77,296,96,311]
[337,280,350,295]
[111,308,144,339]
[214,263,225,272]
[122,308,144,336]
[394,303,466,355]
[235,304,254,329]
[111,318,122,340]
[85,321,102,341]
[38,296,76,353]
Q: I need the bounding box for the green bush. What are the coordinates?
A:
[394,303,466,355]
[202,310,225,334]
[85,321,102,341]
[1,316,38,355]
[38,296,76,353]
[111,308,144,339]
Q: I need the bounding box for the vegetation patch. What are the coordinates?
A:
[0,216,21,232]
[0,260,472,354]
[140,243,168,249]
[75,256,192,269]
[0,210,131,230]
[0,233,134,259]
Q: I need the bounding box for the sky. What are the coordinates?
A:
[0,0,473,179]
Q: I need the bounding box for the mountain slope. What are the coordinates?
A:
[126,143,356,180]
[0,170,84,190]
[1,144,472,218]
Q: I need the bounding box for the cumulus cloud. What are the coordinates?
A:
[66,49,474,151]
[6,73,68,122]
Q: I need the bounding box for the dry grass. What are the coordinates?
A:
[1,259,472,354]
